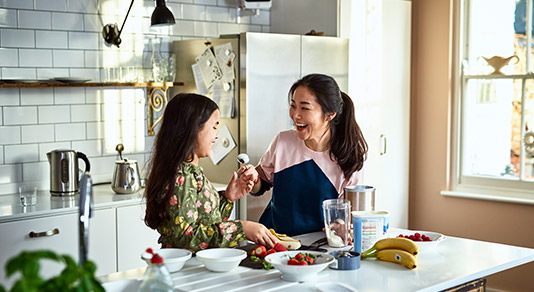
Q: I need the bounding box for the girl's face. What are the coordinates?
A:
[194,109,220,162]
[289,86,333,147]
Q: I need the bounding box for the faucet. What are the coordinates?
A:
[78,172,93,265]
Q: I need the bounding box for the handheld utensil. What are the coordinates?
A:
[237,153,249,166]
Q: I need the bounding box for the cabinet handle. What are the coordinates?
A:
[380,134,387,156]
[29,228,60,238]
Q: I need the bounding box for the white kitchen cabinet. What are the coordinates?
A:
[0,213,78,287]
[116,203,160,271]
[351,0,411,228]
[89,208,117,276]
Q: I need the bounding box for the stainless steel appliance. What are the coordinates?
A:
[111,159,141,194]
[47,149,91,196]
[172,32,348,221]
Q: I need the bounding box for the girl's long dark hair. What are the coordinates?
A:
[289,74,368,178]
[145,93,218,229]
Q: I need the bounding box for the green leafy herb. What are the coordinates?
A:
[0,250,104,292]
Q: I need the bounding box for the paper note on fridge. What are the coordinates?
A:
[212,80,234,118]
[195,48,222,89]
[192,63,209,95]
[210,124,236,165]
[214,42,235,81]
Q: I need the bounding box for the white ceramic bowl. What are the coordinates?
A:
[195,248,247,272]
[388,230,446,252]
[141,248,192,273]
[265,251,336,282]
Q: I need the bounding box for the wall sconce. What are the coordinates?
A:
[102,0,175,48]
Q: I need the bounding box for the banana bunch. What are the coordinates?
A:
[361,238,418,269]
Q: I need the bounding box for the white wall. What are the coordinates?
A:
[0,0,270,195]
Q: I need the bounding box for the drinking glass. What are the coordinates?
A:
[322,199,351,248]
[19,185,37,206]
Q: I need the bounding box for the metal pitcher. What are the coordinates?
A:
[111,159,141,194]
[343,185,376,212]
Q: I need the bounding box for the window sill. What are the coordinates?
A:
[441,190,534,205]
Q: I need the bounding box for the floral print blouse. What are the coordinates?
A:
[157,162,245,252]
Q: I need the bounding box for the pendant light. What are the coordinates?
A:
[151,0,176,27]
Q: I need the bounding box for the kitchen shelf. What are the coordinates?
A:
[0,81,184,136]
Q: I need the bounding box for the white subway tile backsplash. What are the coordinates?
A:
[5,144,38,163]
[68,31,99,50]
[84,51,103,68]
[36,68,70,79]
[194,21,218,37]
[251,10,269,25]
[69,0,98,14]
[3,106,37,125]
[0,146,3,164]
[72,139,102,157]
[22,124,55,143]
[206,6,229,22]
[194,0,218,5]
[83,14,101,32]
[170,20,195,36]
[21,88,54,105]
[0,8,17,28]
[166,3,183,19]
[54,88,85,104]
[0,108,2,125]
[0,164,22,184]
[19,49,53,67]
[239,24,261,33]
[86,121,104,139]
[0,48,18,66]
[1,29,34,48]
[87,155,116,180]
[22,161,49,182]
[0,88,20,106]
[1,0,33,9]
[0,126,20,144]
[19,11,52,30]
[71,104,101,122]
[218,23,240,34]
[38,141,72,161]
[39,105,71,123]
[53,50,84,68]
[101,102,121,121]
[184,4,206,20]
[85,88,104,104]
[36,31,68,49]
[2,68,36,79]
[55,123,86,141]
[69,68,100,81]
[52,12,84,31]
[36,0,68,11]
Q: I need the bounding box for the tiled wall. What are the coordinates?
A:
[0,0,270,195]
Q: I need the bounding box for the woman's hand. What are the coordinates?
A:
[238,164,261,194]
[241,221,278,248]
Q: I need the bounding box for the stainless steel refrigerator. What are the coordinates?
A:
[171,32,348,221]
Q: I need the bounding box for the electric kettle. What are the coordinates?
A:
[47,149,91,196]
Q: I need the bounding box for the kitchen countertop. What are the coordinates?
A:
[0,183,228,224]
[99,230,534,292]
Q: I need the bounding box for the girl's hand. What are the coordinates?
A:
[225,172,254,202]
[241,221,278,248]
[238,164,259,182]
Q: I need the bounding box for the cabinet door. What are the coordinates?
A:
[116,204,160,271]
[0,213,78,287]
[89,208,117,276]
[353,0,411,228]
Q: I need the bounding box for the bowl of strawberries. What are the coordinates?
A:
[388,230,446,252]
[265,251,335,282]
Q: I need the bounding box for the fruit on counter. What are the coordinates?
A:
[269,228,302,250]
[287,252,316,266]
[372,249,417,269]
[254,246,267,257]
[397,233,432,242]
[273,243,288,252]
[362,237,419,257]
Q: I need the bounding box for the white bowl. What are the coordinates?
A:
[388,230,446,252]
[195,248,247,272]
[265,251,336,282]
[141,248,192,273]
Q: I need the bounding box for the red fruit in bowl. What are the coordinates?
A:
[298,260,309,266]
[287,258,299,265]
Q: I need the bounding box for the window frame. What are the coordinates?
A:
[447,0,534,203]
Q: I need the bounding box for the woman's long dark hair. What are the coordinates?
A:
[289,74,368,179]
[145,93,218,229]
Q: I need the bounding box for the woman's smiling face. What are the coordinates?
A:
[289,86,333,150]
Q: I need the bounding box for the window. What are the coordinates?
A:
[450,0,534,200]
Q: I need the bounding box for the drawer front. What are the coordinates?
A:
[0,213,78,287]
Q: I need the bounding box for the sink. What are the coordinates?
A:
[102,279,141,292]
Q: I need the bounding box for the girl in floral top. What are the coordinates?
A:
[144,93,278,252]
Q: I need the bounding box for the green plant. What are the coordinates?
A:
[0,250,104,292]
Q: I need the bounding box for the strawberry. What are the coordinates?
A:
[295,253,304,261]
[266,249,276,256]
[254,246,267,258]
[298,260,308,266]
[287,258,299,265]
[273,243,288,252]
[304,256,314,265]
